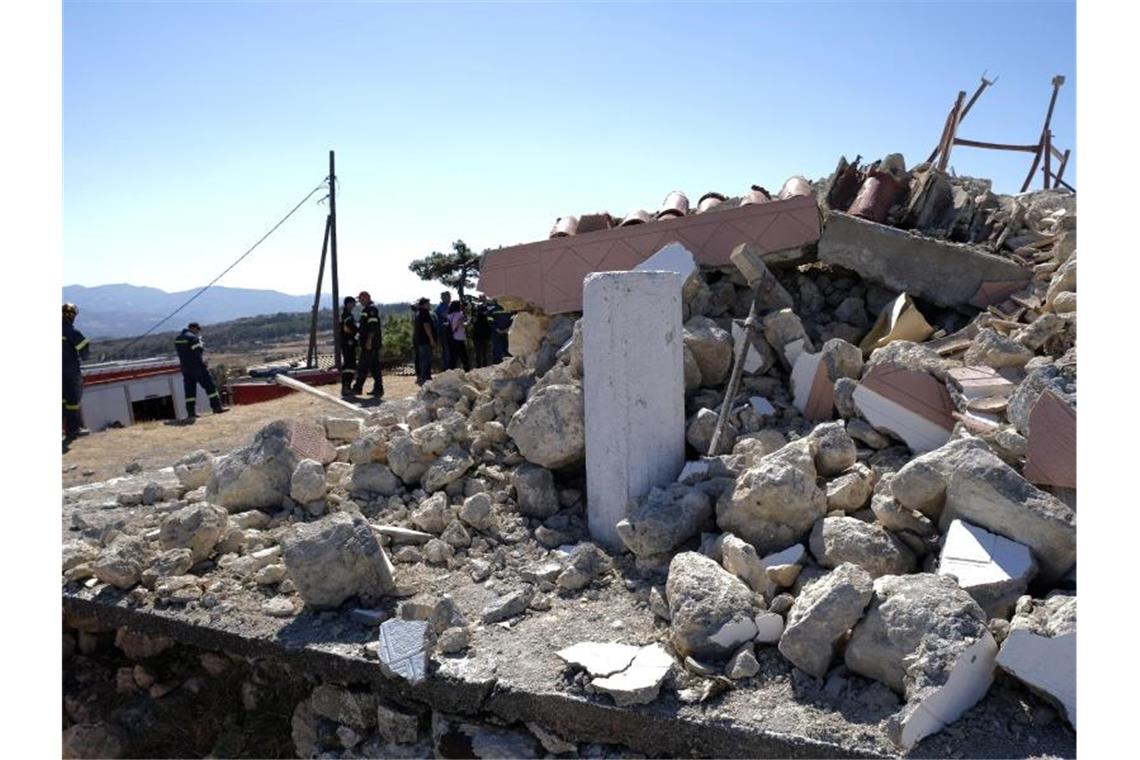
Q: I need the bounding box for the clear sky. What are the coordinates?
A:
[63,0,1075,302]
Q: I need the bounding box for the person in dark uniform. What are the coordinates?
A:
[472,295,493,368]
[339,296,358,396]
[491,301,512,363]
[351,290,384,398]
[174,322,228,419]
[62,303,90,441]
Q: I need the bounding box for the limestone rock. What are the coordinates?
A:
[810,422,858,476]
[350,462,402,497]
[778,563,873,678]
[324,417,363,443]
[281,512,395,608]
[387,435,436,486]
[310,684,378,730]
[683,316,733,387]
[482,586,535,624]
[687,407,735,455]
[290,459,328,504]
[845,573,997,750]
[716,440,827,555]
[719,533,769,595]
[208,420,331,511]
[508,311,550,357]
[962,328,1034,369]
[666,552,759,659]
[1006,365,1074,438]
[809,516,917,579]
[511,464,560,518]
[92,536,149,590]
[682,345,702,393]
[459,492,495,531]
[422,446,475,493]
[507,384,585,469]
[158,503,229,563]
[826,465,874,512]
[616,483,713,558]
[173,450,214,491]
[412,492,451,534]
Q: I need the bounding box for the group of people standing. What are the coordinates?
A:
[412,291,510,386]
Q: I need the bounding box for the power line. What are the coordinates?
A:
[107,181,328,359]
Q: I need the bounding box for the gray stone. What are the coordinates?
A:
[1006,365,1074,438]
[423,538,454,565]
[281,512,395,608]
[526,722,577,755]
[616,483,713,558]
[726,645,761,679]
[388,435,436,486]
[666,552,759,659]
[432,714,541,759]
[511,464,560,518]
[422,446,475,493]
[686,407,735,455]
[870,493,937,537]
[376,701,421,745]
[834,377,859,419]
[846,573,997,750]
[439,626,471,654]
[173,450,214,490]
[507,384,585,469]
[778,563,873,678]
[719,533,769,595]
[92,536,149,590]
[310,684,377,730]
[440,520,472,549]
[483,586,535,623]
[962,328,1034,369]
[1045,256,1076,310]
[847,418,890,449]
[62,723,125,760]
[459,493,494,531]
[890,437,987,519]
[556,543,611,590]
[207,420,326,511]
[819,212,1032,309]
[158,503,228,563]
[377,618,432,683]
[821,338,864,382]
[716,440,827,555]
[411,491,451,534]
[351,462,402,497]
[809,516,917,579]
[826,465,874,512]
[1015,313,1067,352]
[290,459,328,504]
[682,345,702,393]
[810,422,858,476]
[683,316,733,387]
[865,339,949,381]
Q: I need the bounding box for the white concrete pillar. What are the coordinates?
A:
[584,271,685,551]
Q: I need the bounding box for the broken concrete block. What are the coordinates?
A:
[686,407,733,456]
[996,594,1076,727]
[556,641,641,677]
[809,516,917,579]
[845,573,997,751]
[667,552,759,659]
[208,420,333,511]
[584,272,685,550]
[376,618,431,684]
[962,328,1034,370]
[778,563,873,678]
[819,212,1032,308]
[716,439,827,555]
[1006,365,1074,438]
[482,586,535,624]
[616,483,712,558]
[859,293,934,357]
[310,684,377,730]
[634,241,698,290]
[511,464,560,518]
[763,309,814,368]
[727,243,795,309]
[791,350,834,421]
[158,504,228,564]
[946,365,1016,402]
[938,519,1036,619]
[719,533,769,595]
[853,363,955,454]
[889,437,988,519]
[588,644,673,706]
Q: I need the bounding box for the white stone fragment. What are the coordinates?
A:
[588,644,673,706]
[555,641,640,677]
[754,612,785,643]
[749,396,776,416]
[938,520,1036,616]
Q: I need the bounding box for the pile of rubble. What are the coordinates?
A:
[62,157,1076,757]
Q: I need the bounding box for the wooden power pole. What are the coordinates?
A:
[328,150,342,369]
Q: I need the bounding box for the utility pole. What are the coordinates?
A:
[329,150,342,368]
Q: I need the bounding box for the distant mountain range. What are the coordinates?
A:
[62,283,337,339]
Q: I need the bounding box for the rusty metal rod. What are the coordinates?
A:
[938,91,967,172]
[1043,131,1052,189]
[952,137,1041,153]
[708,288,762,457]
[926,73,995,163]
[1055,149,1072,186]
[1020,75,1066,193]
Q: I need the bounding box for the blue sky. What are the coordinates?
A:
[63,0,1075,302]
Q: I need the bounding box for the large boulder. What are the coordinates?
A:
[508,312,551,358]
[507,384,585,469]
[173,450,214,490]
[511,464,560,518]
[281,512,395,608]
[158,503,229,563]
[889,438,988,519]
[683,316,733,387]
[387,435,436,486]
[616,483,713,558]
[845,573,997,750]
[92,536,149,590]
[666,552,758,659]
[208,420,333,511]
[809,516,916,579]
[716,440,827,555]
[778,563,873,678]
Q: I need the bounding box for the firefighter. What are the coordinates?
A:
[62,303,90,441]
[174,322,228,419]
[339,295,359,396]
[350,290,384,398]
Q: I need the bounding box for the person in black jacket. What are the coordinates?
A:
[62,303,90,441]
[472,295,493,368]
[175,322,228,419]
[351,291,384,398]
[339,296,358,396]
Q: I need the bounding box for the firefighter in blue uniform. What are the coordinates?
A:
[62,303,90,441]
[174,322,228,419]
[339,296,358,396]
[350,290,384,398]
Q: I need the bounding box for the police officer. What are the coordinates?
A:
[175,322,228,419]
[339,296,358,396]
[62,303,90,441]
[350,291,384,398]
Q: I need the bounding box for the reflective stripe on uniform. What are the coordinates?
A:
[174,340,188,344]
[193,344,204,350]
[208,392,219,398]
[64,403,81,411]
[75,338,89,350]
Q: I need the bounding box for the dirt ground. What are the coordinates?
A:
[61,375,420,488]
